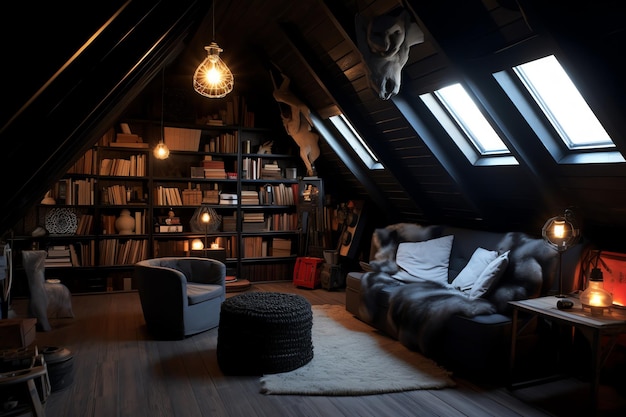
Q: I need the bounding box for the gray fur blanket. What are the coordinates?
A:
[359,225,558,356]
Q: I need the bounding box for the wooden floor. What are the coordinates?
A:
[6,282,626,417]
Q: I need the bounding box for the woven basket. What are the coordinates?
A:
[217,292,313,375]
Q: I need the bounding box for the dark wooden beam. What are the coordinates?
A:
[283,7,442,222]
[0,0,210,235]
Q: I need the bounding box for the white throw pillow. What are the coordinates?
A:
[451,247,498,291]
[393,235,454,284]
[468,250,510,299]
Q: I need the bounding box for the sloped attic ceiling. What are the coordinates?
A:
[2,0,626,252]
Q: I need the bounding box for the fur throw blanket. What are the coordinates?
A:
[359,224,558,356]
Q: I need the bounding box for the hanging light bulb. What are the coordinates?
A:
[193,2,233,98]
[154,68,170,159]
[153,142,170,159]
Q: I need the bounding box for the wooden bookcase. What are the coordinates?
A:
[9,118,306,295]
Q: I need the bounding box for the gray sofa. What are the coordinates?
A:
[134,257,226,340]
[346,224,585,380]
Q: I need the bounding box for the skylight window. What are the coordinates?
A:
[435,84,509,155]
[329,114,383,170]
[420,84,518,166]
[513,55,615,150]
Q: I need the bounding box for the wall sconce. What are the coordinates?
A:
[154,68,170,159]
[542,208,580,297]
[193,1,233,98]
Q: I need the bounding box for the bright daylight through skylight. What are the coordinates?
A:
[435,84,509,155]
[513,55,614,150]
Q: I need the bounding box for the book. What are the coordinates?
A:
[47,248,70,257]
[45,261,73,268]
[45,257,72,263]
[115,133,142,143]
[109,142,149,148]
[158,225,183,233]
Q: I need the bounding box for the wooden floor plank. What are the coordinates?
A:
[5,282,626,417]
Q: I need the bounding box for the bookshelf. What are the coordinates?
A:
[10,116,306,294]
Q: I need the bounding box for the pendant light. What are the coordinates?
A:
[193,1,234,98]
[154,68,170,160]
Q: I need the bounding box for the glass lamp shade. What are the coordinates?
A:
[153,142,170,160]
[191,238,204,250]
[193,42,234,99]
[580,268,613,315]
[542,210,580,252]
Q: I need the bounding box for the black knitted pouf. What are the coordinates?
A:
[217,292,314,375]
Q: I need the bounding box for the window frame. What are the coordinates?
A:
[420,84,519,167]
[494,54,624,164]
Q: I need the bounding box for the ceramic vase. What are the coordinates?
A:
[115,209,135,234]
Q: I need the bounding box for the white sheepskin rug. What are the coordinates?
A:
[259,304,455,395]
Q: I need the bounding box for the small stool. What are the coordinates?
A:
[217,292,313,375]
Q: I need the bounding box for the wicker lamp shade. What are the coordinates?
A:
[193,42,234,99]
[190,205,221,233]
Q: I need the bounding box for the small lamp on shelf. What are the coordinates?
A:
[200,206,211,251]
[191,238,204,251]
[542,208,580,297]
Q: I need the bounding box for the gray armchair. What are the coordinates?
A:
[134,257,226,340]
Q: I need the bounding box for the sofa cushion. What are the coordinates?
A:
[393,235,454,284]
[468,250,510,299]
[451,247,498,291]
[368,223,443,274]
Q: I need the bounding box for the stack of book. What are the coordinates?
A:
[242,212,266,232]
[219,193,238,205]
[110,132,148,148]
[271,238,292,257]
[203,159,226,179]
[45,245,74,268]
[240,190,259,205]
[261,162,281,179]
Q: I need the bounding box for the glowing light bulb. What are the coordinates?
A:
[553,221,565,239]
[193,42,233,98]
[201,212,211,224]
[153,142,169,159]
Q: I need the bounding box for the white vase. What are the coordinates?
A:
[115,209,135,234]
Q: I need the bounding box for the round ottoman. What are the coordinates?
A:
[217,292,313,375]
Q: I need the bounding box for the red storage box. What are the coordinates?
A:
[293,257,324,289]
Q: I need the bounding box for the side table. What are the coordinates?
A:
[508,296,626,412]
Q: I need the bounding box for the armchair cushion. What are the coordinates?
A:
[187,283,223,305]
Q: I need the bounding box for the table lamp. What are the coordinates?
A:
[580,262,613,316]
[542,208,580,297]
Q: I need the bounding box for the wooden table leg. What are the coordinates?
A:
[508,307,519,390]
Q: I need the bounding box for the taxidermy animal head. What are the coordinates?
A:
[272,75,320,176]
[356,7,424,100]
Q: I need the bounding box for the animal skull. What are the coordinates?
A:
[356,8,424,100]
